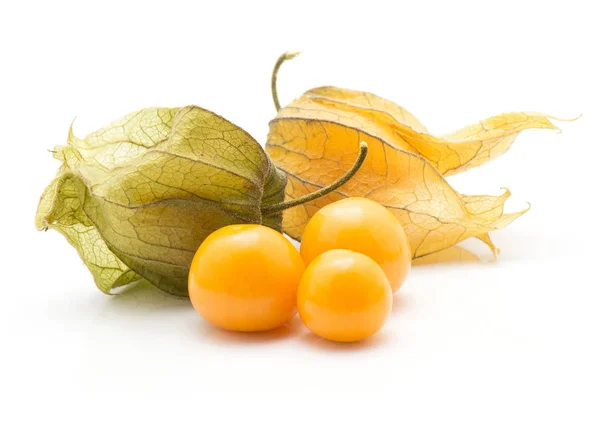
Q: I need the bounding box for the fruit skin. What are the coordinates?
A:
[300,197,411,293]
[297,249,392,343]
[188,224,305,332]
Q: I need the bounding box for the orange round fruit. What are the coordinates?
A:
[297,249,392,342]
[300,197,411,293]
[188,224,305,332]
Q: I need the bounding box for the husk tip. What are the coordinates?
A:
[499,187,512,198]
[68,117,78,141]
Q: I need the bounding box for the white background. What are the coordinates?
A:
[1,1,599,423]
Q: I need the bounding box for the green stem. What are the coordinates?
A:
[262,142,369,215]
[271,51,300,111]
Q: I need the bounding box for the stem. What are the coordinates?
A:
[271,51,300,111]
[262,142,369,215]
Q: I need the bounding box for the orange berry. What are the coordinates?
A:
[300,197,411,293]
[297,249,392,342]
[188,224,305,332]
